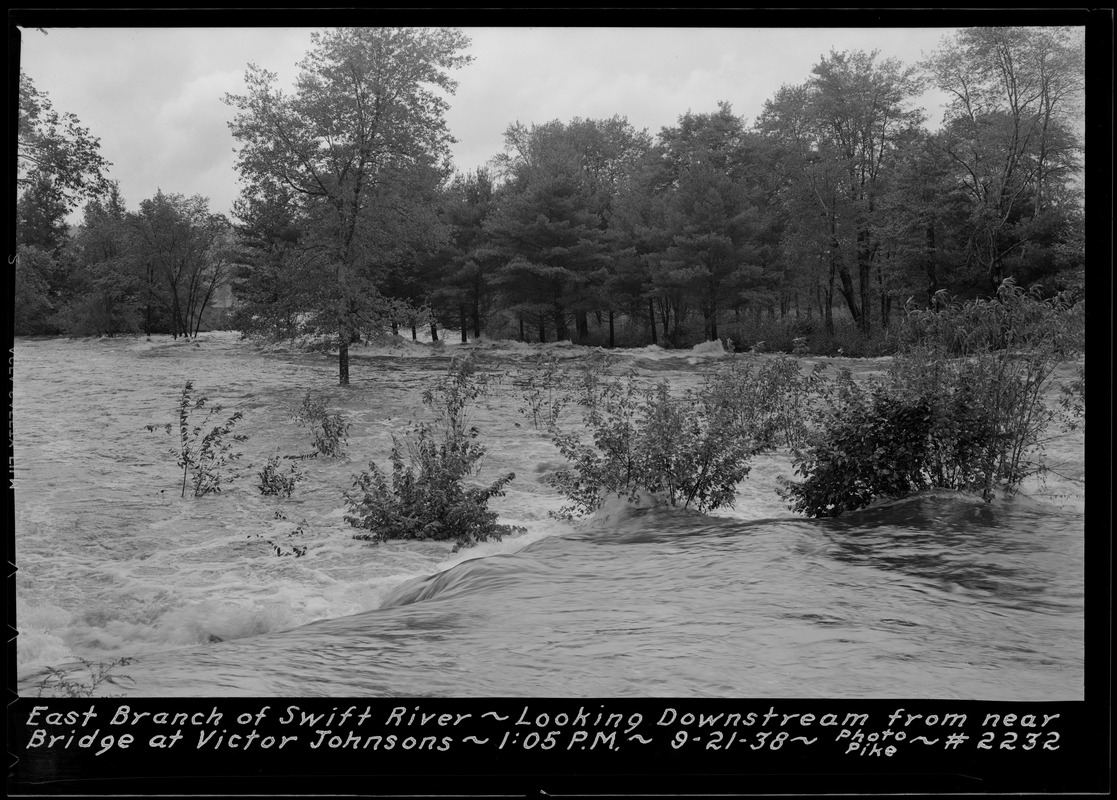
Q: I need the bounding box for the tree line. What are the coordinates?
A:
[15,27,1085,383]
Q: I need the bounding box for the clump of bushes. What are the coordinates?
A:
[257,456,303,497]
[534,356,820,518]
[780,371,937,516]
[345,358,517,551]
[147,381,248,497]
[783,280,1085,516]
[294,389,350,458]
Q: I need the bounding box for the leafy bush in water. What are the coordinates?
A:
[147,381,248,497]
[781,378,935,517]
[257,456,303,497]
[544,357,818,517]
[294,390,350,458]
[515,353,573,431]
[515,352,618,432]
[345,359,516,550]
[784,280,1085,516]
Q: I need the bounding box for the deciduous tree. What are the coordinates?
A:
[17,69,111,212]
[225,27,471,383]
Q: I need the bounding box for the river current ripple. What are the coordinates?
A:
[13,334,1085,699]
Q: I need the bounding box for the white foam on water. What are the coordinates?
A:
[13,335,1087,697]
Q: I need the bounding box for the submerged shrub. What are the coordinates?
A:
[783,279,1085,516]
[345,358,516,550]
[781,388,935,517]
[515,353,573,431]
[294,390,350,458]
[544,356,818,518]
[515,351,618,432]
[1059,365,1085,432]
[257,456,303,497]
[35,658,135,698]
[147,381,248,497]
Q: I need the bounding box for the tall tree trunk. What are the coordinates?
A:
[459,304,468,343]
[554,300,567,341]
[337,261,350,385]
[338,329,350,386]
[430,322,439,342]
[925,220,939,308]
[648,297,658,346]
[537,314,546,344]
[825,255,836,337]
[575,310,589,342]
[835,264,859,330]
[876,261,891,330]
[857,229,873,336]
[518,314,524,342]
[608,309,615,349]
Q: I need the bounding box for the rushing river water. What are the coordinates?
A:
[12,333,1085,699]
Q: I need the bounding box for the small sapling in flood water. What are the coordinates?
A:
[345,357,517,551]
[294,389,350,458]
[257,455,303,497]
[146,381,248,497]
[35,657,135,698]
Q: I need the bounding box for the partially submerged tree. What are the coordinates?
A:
[225,27,472,384]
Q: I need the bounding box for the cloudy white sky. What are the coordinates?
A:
[18,25,959,222]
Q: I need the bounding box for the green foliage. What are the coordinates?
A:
[781,384,936,517]
[18,70,112,211]
[541,356,817,517]
[345,359,517,550]
[515,352,617,432]
[13,247,57,335]
[294,390,350,458]
[1059,365,1084,432]
[35,657,134,698]
[225,27,471,384]
[515,354,573,430]
[148,381,248,497]
[52,261,142,338]
[133,191,231,339]
[257,456,303,497]
[783,280,1085,516]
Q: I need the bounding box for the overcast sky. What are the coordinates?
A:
[17,26,958,222]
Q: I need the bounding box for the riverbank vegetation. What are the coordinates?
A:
[506,280,1083,518]
[19,25,1088,533]
[345,359,519,550]
[17,27,1085,369]
[784,280,1084,515]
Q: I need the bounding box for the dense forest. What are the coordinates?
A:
[15,27,1086,376]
